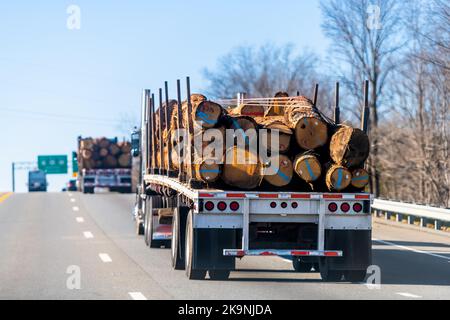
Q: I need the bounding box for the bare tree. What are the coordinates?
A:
[203,43,332,111]
[320,0,406,197]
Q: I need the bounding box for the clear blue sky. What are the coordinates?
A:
[0,0,329,192]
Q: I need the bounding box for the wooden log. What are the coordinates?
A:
[222,146,263,189]
[223,115,258,142]
[80,138,94,150]
[284,96,328,150]
[99,148,109,158]
[118,141,132,154]
[108,143,120,156]
[81,149,93,160]
[231,103,265,117]
[266,91,289,116]
[351,168,370,189]
[255,116,292,153]
[118,153,131,168]
[294,153,322,183]
[263,154,293,187]
[194,160,221,183]
[329,125,370,168]
[104,155,118,168]
[325,164,351,191]
[97,137,110,149]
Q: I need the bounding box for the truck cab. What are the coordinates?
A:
[28,170,48,192]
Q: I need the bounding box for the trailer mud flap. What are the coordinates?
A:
[193,229,240,270]
[325,230,372,270]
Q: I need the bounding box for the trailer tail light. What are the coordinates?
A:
[341,203,350,213]
[353,203,363,213]
[217,201,227,211]
[204,201,214,211]
[328,202,338,212]
[270,202,277,208]
[281,202,288,209]
[230,201,240,211]
[291,202,298,209]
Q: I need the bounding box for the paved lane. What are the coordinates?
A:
[0,192,449,299]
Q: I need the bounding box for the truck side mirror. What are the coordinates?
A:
[131,129,141,157]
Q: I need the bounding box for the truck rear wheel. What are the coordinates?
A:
[292,258,313,272]
[208,270,230,281]
[144,195,165,248]
[185,210,206,280]
[171,206,188,270]
[345,270,367,283]
[319,258,344,282]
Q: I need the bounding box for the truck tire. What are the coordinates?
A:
[319,258,344,282]
[171,206,188,270]
[136,220,144,235]
[208,270,230,281]
[144,195,165,248]
[185,210,206,280]
[345,270,367,283]
[292,258,313,272]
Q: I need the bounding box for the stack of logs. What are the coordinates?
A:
[78,137,132,170]
[151,93,370,192]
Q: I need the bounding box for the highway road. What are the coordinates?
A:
[0,192,449,300]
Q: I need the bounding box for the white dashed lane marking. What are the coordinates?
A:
[76,217,84,223]
[70,198,76,203]
[128,292,147,300]
[396,292,422,298]
[99,253,112,263]
[83,231,94,239]
[72,206,80,212]
[373,238,450,262]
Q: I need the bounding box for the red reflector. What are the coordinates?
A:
[353,203,363,213]
[227,193,246,198]
[281,202,288,209]
[328,202,338,212]
[217,201,227,211]
[291,251,309,256]
[325,252,339,257]
[199,193,214,198]
[341,203,350,213]
[324,194,343,199]
[291,194,311,199]
[204,201,214,211]
[260,251,276,256]
[355,194,370,199]
[270,201,277,208]
[230,201,240,211]
[291,202,298,209]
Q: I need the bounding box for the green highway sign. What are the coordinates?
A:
[37,155,68,174]
[72,151,78,174]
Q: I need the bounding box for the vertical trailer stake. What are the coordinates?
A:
[151,93,157,175]
[158,88,164,175]
[164,81,172,177]
[334,82,340,124]
[185,77,195,183]
[144,90,150,175]
[176,80,184,182]
[312,84,319,111]
[361,80,370,133]
[147,91,153,174]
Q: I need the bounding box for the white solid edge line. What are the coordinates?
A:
[83,231,94,239]
[396,292,422,298]
[72,206,79,212]
[373,238,450,262]
[76,217,84,223]
[99,253,112,263]
[128,292,147,300]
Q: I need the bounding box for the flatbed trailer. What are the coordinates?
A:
[133,82,373,281]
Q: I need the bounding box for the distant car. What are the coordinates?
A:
[28,170,48,192]
[67,180,77,192]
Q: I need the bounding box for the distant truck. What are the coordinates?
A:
[28,170,47,192]
[77,136,132,194]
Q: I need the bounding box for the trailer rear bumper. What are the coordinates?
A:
[223,249,343,257]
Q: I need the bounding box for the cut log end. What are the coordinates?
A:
[330,125,370,168]
[351,168,370,189]
[195,161,221,183]
[294,117,328,150]
[326,165,351,191]
[222,146,263,189]
[294,154,322,183]
[263,154,293,187]
[194,101,223,129]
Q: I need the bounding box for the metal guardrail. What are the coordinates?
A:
[372,199,450,231]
